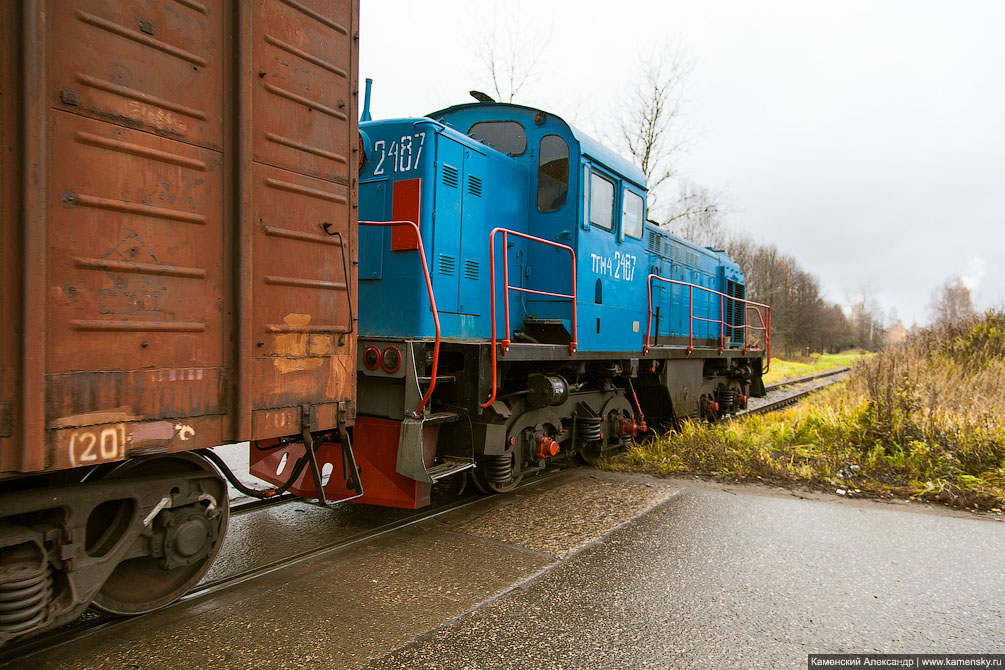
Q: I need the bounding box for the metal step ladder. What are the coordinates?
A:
[425,458,476,482]
[396,412,474,483]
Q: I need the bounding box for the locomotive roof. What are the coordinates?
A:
[429,102,649,190]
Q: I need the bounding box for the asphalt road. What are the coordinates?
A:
[363,481,1005,670]
[12,474,1002,670]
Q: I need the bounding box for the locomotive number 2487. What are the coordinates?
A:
[373,133,426,175]
[591,251,637,281]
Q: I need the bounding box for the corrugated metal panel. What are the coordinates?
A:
[0,7,21,470]
[0,0,358,476]
[247,0,357,439]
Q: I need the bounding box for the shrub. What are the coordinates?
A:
[609,311,1005,509]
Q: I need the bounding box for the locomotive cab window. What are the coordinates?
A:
[468,121,527,156]
[589,172,615,230]
[537,135,569,212]
[622,189,644,239]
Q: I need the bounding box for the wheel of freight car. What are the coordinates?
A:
[89,452,230,615]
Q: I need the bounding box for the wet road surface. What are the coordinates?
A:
[11,473,1003,669]
[364,481,1004,669]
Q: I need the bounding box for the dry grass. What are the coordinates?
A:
[761,350,869,386]
[608,311,1005,510]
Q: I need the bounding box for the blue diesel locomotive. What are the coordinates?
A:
[250,97,770,508]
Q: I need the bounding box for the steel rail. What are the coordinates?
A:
[734,368,851,420]
[763,366,851,393]
[229,493,298,515]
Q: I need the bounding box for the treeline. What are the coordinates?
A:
[660,189,886,356]
[726,236,885,355]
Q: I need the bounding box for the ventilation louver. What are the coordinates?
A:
[442,165,459,188]
[438,254,456,276]
[468,176,483,197]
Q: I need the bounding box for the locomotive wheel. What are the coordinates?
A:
[470,462,524,494]
[579,394,635,466]
[90,452,229,615]
[577,444,605,467]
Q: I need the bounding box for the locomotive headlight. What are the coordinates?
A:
[362,346,380,370]
[358,129,372,172]
[380,345,401,373]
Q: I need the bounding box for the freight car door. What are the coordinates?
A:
[245,0,359,439]
[3,1,359,476]
[34,1,232,473]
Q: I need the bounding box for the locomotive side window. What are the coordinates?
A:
[537,135,569,211]
[589,172,615,230]
[622,189,644,239]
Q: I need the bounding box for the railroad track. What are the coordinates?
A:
[0,467,570,666]
[229,492,298,515]
[763,366,851,393]
[737,366,851,419]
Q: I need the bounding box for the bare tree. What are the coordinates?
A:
[473,10,550,103]
[848,290,887,351]
[662,180,726,246]
[929,277,975,326]
[611,51,729,244]
[614,52,691,206]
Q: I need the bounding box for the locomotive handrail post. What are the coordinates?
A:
[719,294,725,354]
[766,307,772,372]
[644,273,658,355]
[359,220,441,415]
[503,230,511,354]
[483,227,577,408]
[688,285,694,353]
[743,304,750,351]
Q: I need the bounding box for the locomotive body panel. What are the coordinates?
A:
[358,102,757,356]
[358,119,530,341]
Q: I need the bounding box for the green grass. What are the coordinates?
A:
[608,314,1005,511]
[762,350,869,386]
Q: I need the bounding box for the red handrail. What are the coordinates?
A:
[482,227,577,408]
[643,274,771,372]
[359,220,440,414]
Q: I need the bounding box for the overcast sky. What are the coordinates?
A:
[360,1,1005,326]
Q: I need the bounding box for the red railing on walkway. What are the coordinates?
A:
[482,227,577,408]
[359,220,440,415]
[643,274,771,372]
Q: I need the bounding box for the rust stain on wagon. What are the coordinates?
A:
[274,313,325,373]
[49,407,142,429]
[325,356,351,400]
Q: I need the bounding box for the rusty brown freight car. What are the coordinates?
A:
[0,0,359,643]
